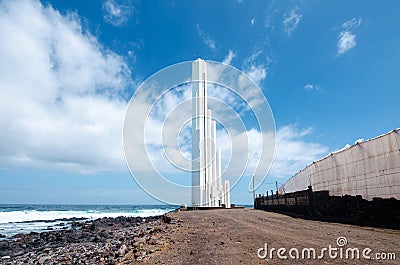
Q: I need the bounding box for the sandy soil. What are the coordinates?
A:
[142,208,399,265]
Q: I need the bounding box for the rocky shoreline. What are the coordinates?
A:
[0,213,175,264]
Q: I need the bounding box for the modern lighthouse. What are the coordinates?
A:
[192,59,230,207]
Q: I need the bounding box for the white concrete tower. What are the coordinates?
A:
[192,59,230,207]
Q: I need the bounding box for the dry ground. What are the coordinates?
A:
[140,208,399,265]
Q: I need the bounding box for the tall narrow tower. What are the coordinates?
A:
[192,59,228,207]
[191,59,206,206]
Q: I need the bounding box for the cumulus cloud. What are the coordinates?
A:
[0,0,133,173]
[102,0,134,26]
[270,125,329,177]
[223,124,328,185]
[196,24,216,50]
[0,0,329,194]
[283,9,302,35]
[337,17,362,56]
[221,125,328,190]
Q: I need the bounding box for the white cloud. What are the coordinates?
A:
[222,49,236,65]
[270,125,329,177]
[243,50,267,85]
[342,17,362,30]
[283,9,302,35]
[251,18,255,26]
[304,83,320,91]
[102,0,134,26]
[304,84,313,90]
[337,31,356,55]
[218,124,328,189]
[245,50,262,64]
[246,65,267,84]
[336,17,362,56]
[0,0,133,173]
[196,24,216,50]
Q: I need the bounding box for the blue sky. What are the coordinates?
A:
[0,0,399,205]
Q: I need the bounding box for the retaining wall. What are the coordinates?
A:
[281,129,400,200]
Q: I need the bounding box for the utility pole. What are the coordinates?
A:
[252,176,255,208]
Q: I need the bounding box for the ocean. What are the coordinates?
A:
[0,204,178,238]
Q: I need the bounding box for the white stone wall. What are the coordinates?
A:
[282,129,400,200]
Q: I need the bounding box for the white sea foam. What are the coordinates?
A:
[0,209,170,224]
[0,208,172,237]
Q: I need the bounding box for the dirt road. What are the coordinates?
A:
[144,208,399,264]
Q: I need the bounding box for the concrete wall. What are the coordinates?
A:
[281,129,400,200]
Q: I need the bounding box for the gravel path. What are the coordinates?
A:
[145,208,399,265]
